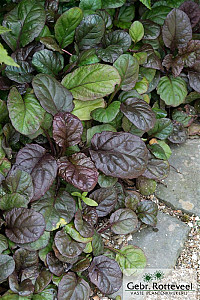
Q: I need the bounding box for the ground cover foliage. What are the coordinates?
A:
[0,0,199,298]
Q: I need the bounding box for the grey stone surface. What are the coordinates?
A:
[155,139,200,216]
[110,211,190,299]
[130,211,190,269]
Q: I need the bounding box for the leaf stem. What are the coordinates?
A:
[42,128,56,156]
[104,245,121,254]
[98,223,112,233]
[78,197,82,210]
[62,49,72,56]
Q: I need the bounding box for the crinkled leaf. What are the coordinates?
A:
[5,208,46,244]
[55,7,83,48]
[71,256,91,272]
[96,45,123,63]
[157,76,187,106]
[8,88,45,135]
[14,144,57,201]
[0,255,15,283]
[162,8,192,50]
[103,30,131,52]
[34,269,52,294]
[98,173,118,188]
[9,271,34,296]
[91,101,120,123]
[120,98,156,132]
[53,112,83,148]
[113,54,139,91]
[58,153,98,192]
[46,252,64,277]
[32,74,74,116]
[178,40,200,68]
[141,6,171,25]
[2,0,46,51]
[32,188,76,231]
[179,1,200,28]
[162,54,184,77]
[54,229,85,259]
[13,248,39,272]
[32,50,64,76]
[87,124,117,145]
[168,122,187,143]
[5,62,34,84]
[72,98,105,120]
[88,255,122,294]
[89,187,117,217]
[142,156,169,180]
[0,193,28,211]
[115,245,146,276]
[188,71,200,93]
[75,14,105,50]
[62,63,121,101]
[58,272,90,300]
[125,191,140,210]
[172,109,192,127]
[90,131,148,178]
[142,20,161,40]
[74,209,94,238]
[136,200,158,226]
[148,118,173,140]
[19,231,50,251]
[110,208,138,235]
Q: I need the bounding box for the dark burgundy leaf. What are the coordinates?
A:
[53,243,79,264]
[46,252,64,277]
[58,272,90,300]
[162,54,184,77]
[88,255,122,295]
[34,269,53,293]
[12,43,44,64]
[21,265,40,284]
[54,229,85,259]
[53,112,83,148]
[89,187,117,217]
[142,156,170,180]
[168,122,188,143]
[14,144,57,201]
[188,70,200,93]
[120,98,156,132]
[74,209,94,238]
[103,30,131,52]
[71,256,91,272]
[136,200,158,226]
[9,271,34,296]
[90,132,148,179]
[109,208,138,235]
[5,208,46,244]
[179,40,200,67]
[83,207,98,226]
[0,76,11,90]
[162,8,192,50]
[179,1,200,28]
[58,153,98,192]
[141,44,163,71]
[13,248,39,272]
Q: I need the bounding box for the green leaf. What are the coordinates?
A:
[82,197,98,206]
[91,101,120,123]
[92,231,104,256]
[0,255,15,283]
[80,0,102,11]
[76,14,105,50]
[5,62,33,84]
[55,7,83,48]
[8,88,45,135]
[0,43,19,67]
[157,76,187,106]
[134,77,149,94]
[32,50,64,76]
[0,159,11,180]
[65,223,93,243]
[141,6,172,25]
[0,235,8,254]
[157,140,172,159]
[101,0,125,8]
[2,0,46,51]
[72,98,105,120]
[62,63,121,100]
[129,21,144,44]
[0,26,11,35]
[116,245,146,276]
[19,231,50,251]
[136,176,157,196]
[87,124,117,145]
[114,54,139,91]
[140,0,151,9]
[148,118,173,140]
[96,45,123,63]
[98,173,118,188]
